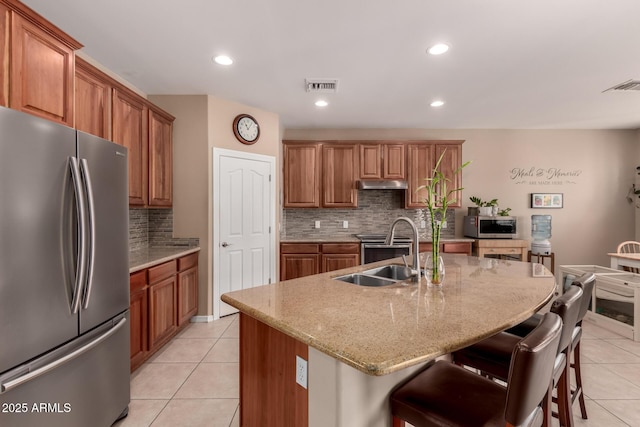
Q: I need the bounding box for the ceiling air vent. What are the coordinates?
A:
[305,78,339,93]
[604,79,640,92]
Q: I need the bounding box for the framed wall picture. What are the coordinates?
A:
[530,193,563,209]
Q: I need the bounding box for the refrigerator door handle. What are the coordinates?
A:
[0,317,127,394]
[80,158,96,309]
[69,157,88,314]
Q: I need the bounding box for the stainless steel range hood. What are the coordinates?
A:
[358,180,408,190]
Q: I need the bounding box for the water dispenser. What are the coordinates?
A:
[531,215,552,255]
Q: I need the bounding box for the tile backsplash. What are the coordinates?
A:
[129,208,199,251]
[281,190,456,240]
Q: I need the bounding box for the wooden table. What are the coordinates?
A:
[474,239,529,260]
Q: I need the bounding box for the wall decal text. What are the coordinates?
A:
[510,167,582,185]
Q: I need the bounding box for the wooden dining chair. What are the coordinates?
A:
[390,312,562,427]
[616,241,640,273]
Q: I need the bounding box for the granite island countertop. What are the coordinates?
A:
[221,253,554,376]
[129,246,200,273]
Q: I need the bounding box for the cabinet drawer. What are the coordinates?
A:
[443,242,472,254]
[130,270,147,292]
[148,260,177,284]
[322,243,359,254]
[485,248,519,255]
[178,253,198,271]
[281,243,320,254]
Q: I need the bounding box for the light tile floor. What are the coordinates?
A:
[114,314,640,427]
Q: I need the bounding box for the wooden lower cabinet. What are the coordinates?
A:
[149,273,177,352]
[280,253,320,281]
[419,241,472,255]
[321,243,360,272]
[130,251,199,371]
[280,243,320,281]
[129,270,148,372]
[280,242,360,280]
[177,253,199,326]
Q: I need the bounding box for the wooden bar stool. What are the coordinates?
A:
[452,286,583,427]
[506,273,595,420]
[390,312,562,427]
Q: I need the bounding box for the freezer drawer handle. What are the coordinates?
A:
[0,318,127,394]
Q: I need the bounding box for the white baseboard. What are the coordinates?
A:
[190,315,216,323]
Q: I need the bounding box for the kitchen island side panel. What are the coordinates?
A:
[240,313,308,427]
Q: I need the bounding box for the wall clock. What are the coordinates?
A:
[233,114,260,145]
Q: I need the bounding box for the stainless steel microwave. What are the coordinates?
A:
[463,216,517,239]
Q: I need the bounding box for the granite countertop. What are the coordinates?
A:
[129,246,200,273]
[221,254,554,376]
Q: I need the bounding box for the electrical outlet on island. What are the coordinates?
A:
[296,355,308,389]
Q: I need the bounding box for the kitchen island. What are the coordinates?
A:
[221,253,555,427]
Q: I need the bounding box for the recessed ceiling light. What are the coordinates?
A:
[427,44,449,55]
[315,100,328,107]
[430,100,445,107]
[213,55,233,65]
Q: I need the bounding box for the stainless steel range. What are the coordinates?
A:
[356,234,413,265]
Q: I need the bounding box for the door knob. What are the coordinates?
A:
[221,242,231,247]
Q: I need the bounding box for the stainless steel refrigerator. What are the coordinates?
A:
[0,106,130,426]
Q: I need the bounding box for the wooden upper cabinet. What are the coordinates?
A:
[9,8,81,126]
[406,142,464,208]
[359,143,405,179]
[112,88,148,206]
[148,107,174,207]
[322,143,358,208]
[406,143,434,208]
[283,142,321,208]
[383,143,405,179]
[75,57,111,139]
[0,3,9,107]
[435,143,463,208]
[359,144,382,179]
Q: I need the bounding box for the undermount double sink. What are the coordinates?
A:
[334,264,413,287]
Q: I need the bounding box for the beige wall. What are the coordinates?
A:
[148,95,210,314]
[150,95,280,318]
[284,128,638,268]
[636,129,640,242]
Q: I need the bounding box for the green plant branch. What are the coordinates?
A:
[418,151,471,282]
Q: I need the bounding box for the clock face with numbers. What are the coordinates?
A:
[233,114,260,144]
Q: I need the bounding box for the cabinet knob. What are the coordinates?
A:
[221,242,231,247]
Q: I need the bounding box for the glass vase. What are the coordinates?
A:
[425,253,445,288]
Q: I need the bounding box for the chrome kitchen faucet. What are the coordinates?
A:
[385,217,421,282]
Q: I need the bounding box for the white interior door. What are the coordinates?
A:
[213,149,275,318]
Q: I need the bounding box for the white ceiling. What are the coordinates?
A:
[22,0,640,129]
